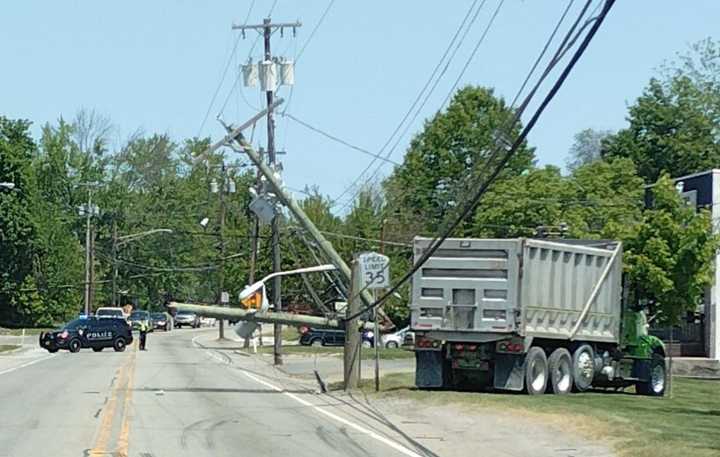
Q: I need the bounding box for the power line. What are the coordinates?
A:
[366,0,593,221]
[346,0,616,321]
[338,0,506,213]
[329,0,485,207]
[296,0,335,62]
[197,0,257,136]
[280,113,401,166]
[439,0,505,110]
[337,0,505,212]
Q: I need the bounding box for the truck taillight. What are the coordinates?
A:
[496,341,525,354]
[496,340,523,353]
[454,343,464,351]
[467,344,478,351]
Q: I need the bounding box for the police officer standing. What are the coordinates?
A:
[139,320,149,351]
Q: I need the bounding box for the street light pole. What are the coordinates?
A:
[112,228,173,307]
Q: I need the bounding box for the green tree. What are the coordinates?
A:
[624,175,719,324]
[0,117,42,326]
[384,86,535,235]
[566,128,612,172]
[603,40,720,183]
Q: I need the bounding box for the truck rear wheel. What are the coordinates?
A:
[636,353,666,396]
[572,344,595,392]
[524,347,548,395]
[548,348,573,395]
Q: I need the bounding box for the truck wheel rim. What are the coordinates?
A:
[530,359,546,391]
[555,358,572,392]
[576,352,593,384]
[651,365,665,393]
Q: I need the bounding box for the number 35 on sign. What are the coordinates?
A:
[358,252,390,289]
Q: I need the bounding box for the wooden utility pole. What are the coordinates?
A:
[218,163,227,340]
[112,219,118,307]
[232,18,302,366]
[82,188,93,315]
[344,258,362,390]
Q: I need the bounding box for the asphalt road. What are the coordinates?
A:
[0,328,433,457]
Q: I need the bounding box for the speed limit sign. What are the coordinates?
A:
[358,252,390,289]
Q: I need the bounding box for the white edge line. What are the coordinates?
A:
[0,353,56,376]
[242,371,423,457]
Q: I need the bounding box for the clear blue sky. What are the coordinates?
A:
[3,1,720,211]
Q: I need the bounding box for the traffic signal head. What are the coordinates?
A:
[241,290,264,310]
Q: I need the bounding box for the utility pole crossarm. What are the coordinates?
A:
[196,99,284,162]
[231,21,302,31]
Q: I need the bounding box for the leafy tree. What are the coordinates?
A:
[566,128,613,172]
[0,117,41,326]
[384,85,535,235]
[603,40,720,182]
[472,159,643,239]
[624,175,719,325]
[473,166,581,237]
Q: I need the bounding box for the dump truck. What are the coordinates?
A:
[410,237,667,396]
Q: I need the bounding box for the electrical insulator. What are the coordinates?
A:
[210,179,219,194]
[227,180,237,194]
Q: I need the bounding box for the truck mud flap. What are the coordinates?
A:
[493,353,525,391]
[415,351,445,388]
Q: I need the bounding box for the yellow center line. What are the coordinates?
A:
[89,339,138,456]
[116,345,137,456]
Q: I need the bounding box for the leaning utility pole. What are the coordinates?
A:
[233,17,302,366]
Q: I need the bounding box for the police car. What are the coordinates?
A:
[39,317,133,353]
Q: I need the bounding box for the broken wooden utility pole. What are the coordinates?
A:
[343,257,362,390]
[169,302,341,329]
[225,132,378,313]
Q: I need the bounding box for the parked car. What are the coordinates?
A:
[200,316,216,327]
[361,329,377,348]
[382,326,413,348]
[299,327,373,347]
[39,317,133,353]
[174,311,200,328]
[128,310,151,331]
[299,328,345,346]
[151,312,171,331]
[95,307,125,320]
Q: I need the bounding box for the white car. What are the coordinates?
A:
[95,307,125,320]
[382,326,413,348]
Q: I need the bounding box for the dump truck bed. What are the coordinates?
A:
[410,237,622,344]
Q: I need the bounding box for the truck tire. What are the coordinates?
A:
[572,344,595,392]
[636,353,666,396]
[68,338,82,353]
[524,347,548,395]
[548,348,573,395]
